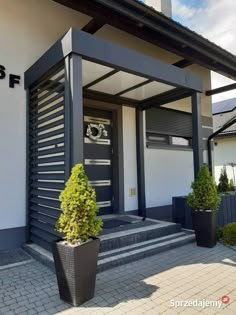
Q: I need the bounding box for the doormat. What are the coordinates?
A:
[103,219,130,229]
[0,248,32,269]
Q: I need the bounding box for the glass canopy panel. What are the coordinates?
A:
[88,71,147,95]
[121,81,175,100]
[82,60,114,86]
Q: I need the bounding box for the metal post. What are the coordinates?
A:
[191,92,203,177]
[65,54,84,176]
[25,88,30,242]
[136,107,146,218]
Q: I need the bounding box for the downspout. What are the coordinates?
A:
[208,116,236,175]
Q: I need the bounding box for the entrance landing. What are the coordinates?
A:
[99,214,159,235]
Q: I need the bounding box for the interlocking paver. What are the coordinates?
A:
[0,243,236,314]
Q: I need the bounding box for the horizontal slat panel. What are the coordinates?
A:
[30,213,57,226]
[30,64,64,93]
[31,173,65,181]
[31,83,64,106]
[29,64,66,251]
[30,204,61,217]
[30,73,65,100]
[30,128,64,142]
[31,165,65,173]
[30,219,61,237]
[31,93,64,113]
[30,118,64,135]
[30,137,65,150]
[30,100,64,121]
[31,189,60,199]
[31,146,65,157]
[31,197,60,208]
[31,155,65,165]
[30,227,59,242]
[30,181,64,190]
[30,109,64,128]
[30,235,52,251]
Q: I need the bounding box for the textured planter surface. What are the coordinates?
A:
[52,238,100,306]
[192,210,217,248]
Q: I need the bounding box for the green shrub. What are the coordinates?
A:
[187,164,221,210]
[229,179,235,192]
[223,222,236,245]
[56,163,102,244]
[218,167,229,193]
[216,227,223,240]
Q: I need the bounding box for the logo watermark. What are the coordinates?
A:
[170,296,230,309]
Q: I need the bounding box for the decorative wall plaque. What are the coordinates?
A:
[86,123,108,141]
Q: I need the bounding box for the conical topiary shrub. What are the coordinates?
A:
[187,164,221,210]
[187,164,221,248]
[218,167,229,193]
[53,163,102,306]
[56,163,102,244]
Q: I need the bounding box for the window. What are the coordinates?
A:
[146,132,192,149]
[171,136,191,146]
[146,133,169,145]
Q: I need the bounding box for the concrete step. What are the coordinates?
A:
[97,232,195,272]
[23,230,195,273]
[99,221,182,252]
[99,232,186,259]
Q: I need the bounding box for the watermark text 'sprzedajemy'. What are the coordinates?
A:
[170,296,230,309]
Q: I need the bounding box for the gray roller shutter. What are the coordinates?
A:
[146,108,192,138]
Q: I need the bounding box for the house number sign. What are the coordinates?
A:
[0,65,21,88]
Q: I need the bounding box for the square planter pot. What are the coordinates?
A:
[52,237,100,306]
[192,210,217,248]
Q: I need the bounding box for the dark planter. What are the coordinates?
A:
[192,210,217,248]
[52,237,100,306]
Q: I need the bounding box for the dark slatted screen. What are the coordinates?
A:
[28,64,66,251]
[146,108,192,138]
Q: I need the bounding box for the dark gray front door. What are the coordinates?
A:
[84,108,113,215]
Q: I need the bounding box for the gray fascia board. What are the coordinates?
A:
[25,28,202,92]
[24,29,73,88]
[71,29,202,92]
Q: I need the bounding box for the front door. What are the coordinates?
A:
[84,107,113,215]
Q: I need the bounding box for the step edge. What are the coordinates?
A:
[100,222,180,241]
[98,235,195,265]
[99,232,186,258]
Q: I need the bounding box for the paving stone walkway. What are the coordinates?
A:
[0,243,236,315]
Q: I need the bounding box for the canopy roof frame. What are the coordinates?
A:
[25,28,202,98]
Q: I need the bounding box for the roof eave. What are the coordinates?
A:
[53,0,236,80]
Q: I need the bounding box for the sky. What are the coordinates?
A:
[171,0,236,102]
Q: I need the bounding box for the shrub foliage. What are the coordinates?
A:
[229,179,235,192]
[218,167,229,193]
[223,222,236,246]
[187,164,220,210]
[56,163,102,244]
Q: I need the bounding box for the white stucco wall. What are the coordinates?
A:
[214,137,236,184]
[0,0,91,230]
[143,112,194,207]
[122,107,138,211]
[145,148,194,207]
